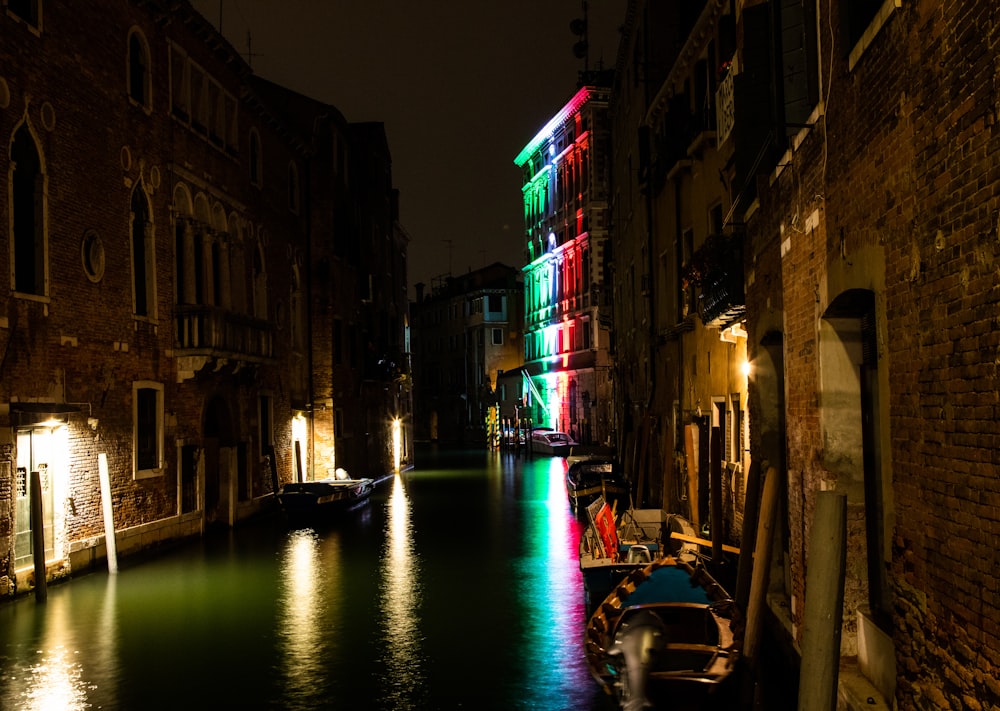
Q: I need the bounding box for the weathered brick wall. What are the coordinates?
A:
[825,1,999,706]
[747,0,1000,705]
[0,0,319,591]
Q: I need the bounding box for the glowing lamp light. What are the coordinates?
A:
[741,360,752,378]
[391,418,401,472]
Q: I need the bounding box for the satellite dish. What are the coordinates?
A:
[573,40,589,59]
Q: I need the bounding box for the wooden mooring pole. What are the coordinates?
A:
[742,465,778,666]
[797,491,847,711]
[30,470,47,602]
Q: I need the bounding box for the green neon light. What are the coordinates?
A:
[523,371,553,423]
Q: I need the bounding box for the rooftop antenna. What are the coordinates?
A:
[245,31,263,70]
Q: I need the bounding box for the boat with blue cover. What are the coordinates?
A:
[584,555,742,710]
[578,501,699,614]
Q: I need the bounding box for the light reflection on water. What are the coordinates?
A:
[377,473,425,709]
[0,447,618,710]
[2,577,102,711]
[513,455,598,711]
[277,527,340,708]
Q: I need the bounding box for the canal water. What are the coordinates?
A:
[0,446,621,710]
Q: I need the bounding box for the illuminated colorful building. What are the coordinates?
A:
[514,76,615,446]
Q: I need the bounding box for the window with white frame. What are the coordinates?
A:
[134,382,164,479]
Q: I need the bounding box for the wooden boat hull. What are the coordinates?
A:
[584,556,742,708]
[277,478,375,524]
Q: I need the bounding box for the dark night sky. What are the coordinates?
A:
[189,0,625,298]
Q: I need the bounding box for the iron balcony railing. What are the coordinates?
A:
[683,232,746,328]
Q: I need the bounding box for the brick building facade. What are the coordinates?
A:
[610,0,999,707]
[0,0,411,599]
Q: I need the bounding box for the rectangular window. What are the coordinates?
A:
[169,45,189,120]
[710,204,724,236]
[488,294,502,312]
[780,0,819,136]
[190,64,207,132]
[134,382,164,479]
[207,81,222,145]
[259,395,273,456]
[492,328,503,345]
[8,0,39,26]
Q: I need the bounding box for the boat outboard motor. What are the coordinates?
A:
[608,609,667,711]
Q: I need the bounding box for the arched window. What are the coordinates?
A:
[130,185,155,317]
[10,124,45,296]
[128,29,152,109]
[249,129,262,187]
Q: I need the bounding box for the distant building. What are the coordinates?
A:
[0,0,410,599]
[410,264,523,444]
[514,76,615,446]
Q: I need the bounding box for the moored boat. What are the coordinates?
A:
[566,455,630,511]
[584,555,742,710]
[530,428,578,456]
[578,501,699,614]
[277,468,375,525]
